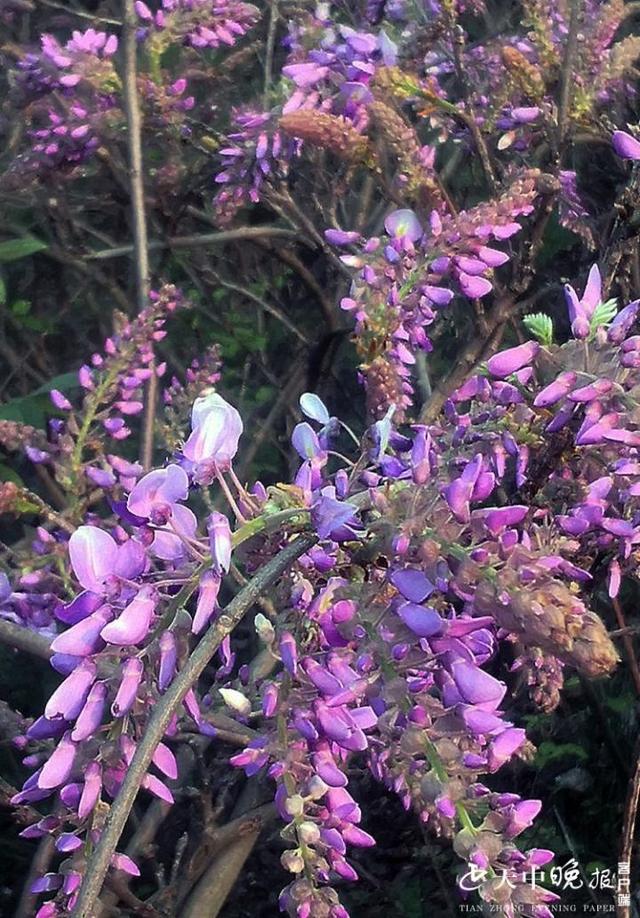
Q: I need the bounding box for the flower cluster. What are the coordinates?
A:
[5,262,639,916]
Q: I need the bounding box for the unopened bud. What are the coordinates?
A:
[298,821,321,845]
[218,688,251,717]
[281,848,305,873]
[254,613,275,644]
[284,794,305,817]
[306,776,329,800]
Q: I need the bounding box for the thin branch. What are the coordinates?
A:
[33,0,122,25]
[122,0,154,470]
[619,737,640,918]
[557,0,582,145]
[0,619,52,660]
[211,275,310,345]
[612,597,640,697]
[450,23,497,193]
[252,238,338,331]
[83,227,304,261]
[70,534,316,918]
[15,834,57,918]
[263,0,279,104]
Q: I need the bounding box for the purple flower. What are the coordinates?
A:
[207,511,232,574]
[50,605,112,656]
[127,464,189,520]
[613,130,640,160]
[71,681,107,742]
[38,732,77,789]
[451,661,506,711]
[183,391,243,473]
[50,389,72,411]
[78,762,102,819]
[457,272,493,299]
[564,264,602,337]
[45,659,96,721]
[397,602,443,637]
[486,341,539,379]
[112,658,143,717]
[158,631,177,691]
[390,568,435,602]
[533,371,577,408]
[68,525,118,594]
[384,209,422,242]
[192,570,221,634]
[100,585,156,645]
[312,490,362,541]
[280,632,298,675]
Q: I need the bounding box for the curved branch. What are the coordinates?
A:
[70,533,316,918]
[0,619,52,660]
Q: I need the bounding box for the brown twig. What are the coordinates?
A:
[70,534,316,918]
[619,737,640,918]
[15,834,57,918]
[252,238,338,331]
[612,597,640,697]
[450,23,497,193]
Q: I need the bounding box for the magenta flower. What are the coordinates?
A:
[183,391,243,473]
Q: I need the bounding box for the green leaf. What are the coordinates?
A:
[589,298,618,333]
[0,236,47,263]
[0,278,6,306]
[10,299,31,317]
[535,740,588,766]
[0,463,24,486]
[523,312,554,346]
[0,373,80,427]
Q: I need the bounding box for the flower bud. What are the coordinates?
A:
[219,687,251,716]
[254,613,275,644]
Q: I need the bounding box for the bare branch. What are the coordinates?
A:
[0,619,52,660]
[121,0,155,471]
